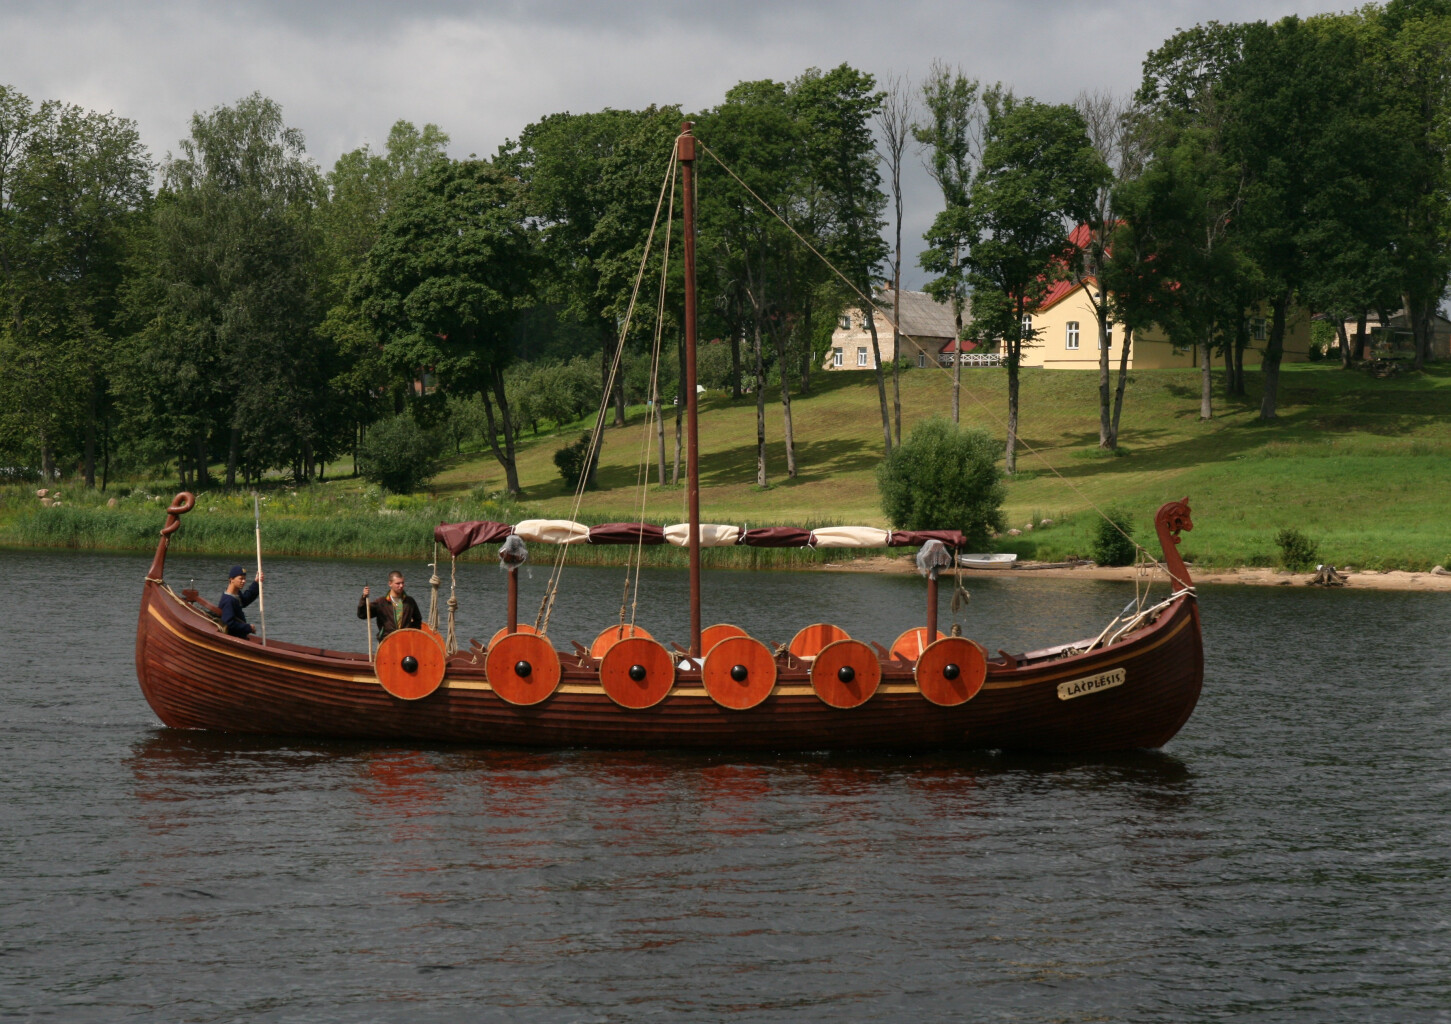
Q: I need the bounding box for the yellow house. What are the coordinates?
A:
[1021,275,1314,370]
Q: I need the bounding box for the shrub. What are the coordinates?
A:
[554,432,599,490]
[1275,527,1318,571]
[1091,505,1138,567]
[875,417,1005,548]
[356,416,440,494]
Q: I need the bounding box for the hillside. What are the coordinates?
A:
[437,361,1451,570]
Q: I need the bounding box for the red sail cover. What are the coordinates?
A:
[587,522,666,545]
[890,530,967,548]
[434,521,512,556]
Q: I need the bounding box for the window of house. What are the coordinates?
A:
[917,353,926,368]
[1252,317,1268,341]
[1099,326,1112,349]
[1066,322,1080,350]
[832,347,843,367]
[839,314,851,330]
[857,347,868,367]
[1021,315,1033,338]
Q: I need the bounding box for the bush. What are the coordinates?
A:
[554,432,599,490]
[356,416,440,494]
[875,417,1005,548]
[1091,505,1138,567]
[1275,527,1318,571]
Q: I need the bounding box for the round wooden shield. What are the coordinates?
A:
[915,636,987,707]
[700,623,748,654]
[375,627,447,700]
[589,623,654,660]
[487,622,539,649]
[810,638,881,709]
[702,635,777,710]
[598,636,675,709]
[788,622,850,660]
[890,627,946,662]
[485,632,561,706]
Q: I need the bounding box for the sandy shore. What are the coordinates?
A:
[819,555,1451,591]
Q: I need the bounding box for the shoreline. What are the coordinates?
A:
[5,537,1450,591]
[819,555,1451,592]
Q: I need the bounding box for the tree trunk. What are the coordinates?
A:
[1005,298,1023,474]
[83,381,97,488]
[1232,323,1247,396]
[227,427,239,488]
[1337,319,1352,370]
[1353,312,1367,361]
[101,417,111,491]
[194,432,210,488]
[730,329,742,400]
[1097,305,1112,447]
[655,386,667,486]
[40,431,55,483]
[1200,326,1213,421]
[890,299,902,446]
[753,318,768,487]
[866,309,892,455]
[770,321,797,478]
[1258,291,1290,421]
[480,378,521,495]
[1110,328,1132,445]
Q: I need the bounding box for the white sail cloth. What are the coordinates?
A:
[512,519,592,545]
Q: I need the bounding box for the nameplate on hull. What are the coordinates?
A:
[1057,668,1125,701]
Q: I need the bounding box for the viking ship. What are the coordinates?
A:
[134,125,1204,753]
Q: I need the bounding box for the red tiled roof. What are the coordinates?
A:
[1034,223,1113,314]
[939,338,979,353]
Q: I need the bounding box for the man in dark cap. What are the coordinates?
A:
[219,565,264,639]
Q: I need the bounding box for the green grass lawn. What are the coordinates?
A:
[6,359,1450,569]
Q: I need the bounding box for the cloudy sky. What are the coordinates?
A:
[4,0,1327,287]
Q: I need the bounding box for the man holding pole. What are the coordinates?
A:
[359,571,421,640]
[219,565,264,639]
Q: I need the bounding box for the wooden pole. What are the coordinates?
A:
[926,572,939,645]
[253,493,267,645]
[507,567,518,634]
[679,122,702,658]
[365,586,374,663]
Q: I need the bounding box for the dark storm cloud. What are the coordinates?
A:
[2,0,1329,285]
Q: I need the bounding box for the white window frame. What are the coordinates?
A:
[839,314,851,330]
[857,347,869,367]
[916,353,926,368]
[1065,322,1080,350]
[1099,325,1112,350]
[832,347,843,368]
[1252,317,1268,342]
[1021,314,1033,338]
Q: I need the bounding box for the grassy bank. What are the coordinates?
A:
[5,361,1450,570]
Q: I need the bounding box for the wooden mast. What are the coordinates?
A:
[679,123,702,657]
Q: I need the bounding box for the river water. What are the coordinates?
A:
[3,549,1449,1022]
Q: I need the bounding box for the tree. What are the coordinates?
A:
[795,65,891,453]
[357,414,439,493]
[876,417,1005,549]
[877,73,914,446]
[968,99,1108,473]
[117,92,323,487]
[914,64,987,424]
[354,158,536,495]
[0,88,150,484]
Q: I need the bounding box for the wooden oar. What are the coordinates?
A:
[253,493,267,645]
[365,585,374,663]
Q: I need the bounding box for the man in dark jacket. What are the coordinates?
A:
[219,565,263,639]
[358,570,421,639]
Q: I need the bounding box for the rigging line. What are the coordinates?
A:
[535,145,681,636]
[695,140,1177,587]
[626,159,678,633]
[617,159,676,632]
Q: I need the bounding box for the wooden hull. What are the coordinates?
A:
[136,578,1203,754]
